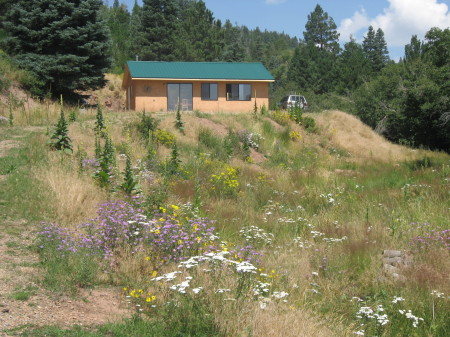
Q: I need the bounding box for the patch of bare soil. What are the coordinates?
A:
[0,85,39,113]
[79,74,126,112]
[0,222,131,336]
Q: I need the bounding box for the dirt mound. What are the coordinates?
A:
[79,73,125,112]
[313,110,422,163]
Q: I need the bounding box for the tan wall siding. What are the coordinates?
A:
[130,80,270,113]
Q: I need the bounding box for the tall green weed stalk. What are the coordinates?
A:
[49,96,73,154]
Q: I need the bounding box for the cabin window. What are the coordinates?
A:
[226,84,251,101]
[201,83,218,100]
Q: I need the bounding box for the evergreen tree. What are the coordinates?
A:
[404,35,423,62]
[363,26,389,72]
[303,4,340,54]
[129,0,143,60]
[139,0,179,61]
[2,0,111,98]
[336,36,371,93]
[176,0,217,61]
[374,28,390,68]
[106,0,131,72]
[221,20,246,61]
[288,43,337,94]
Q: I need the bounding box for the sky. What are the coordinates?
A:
[121,0,450,61]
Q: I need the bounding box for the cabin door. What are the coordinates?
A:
[167,83,193,111]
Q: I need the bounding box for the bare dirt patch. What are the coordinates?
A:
[0,222,131,336]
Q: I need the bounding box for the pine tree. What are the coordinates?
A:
[139,0,179,61]
[363,26,389,72]
[303,4,340,54]
[222,20,247,61]
[176,0,217,61]
[336,36,371,93]
[404,35,423,62]
[3,0,111,97]
[106,0,131,72]
[374,28,390,69]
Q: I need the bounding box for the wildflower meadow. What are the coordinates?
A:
[1,102,449,336]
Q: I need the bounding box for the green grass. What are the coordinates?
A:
[0,131,53,223]
[11,286,38,301]
[11,315,221,337]
[2,109,449,337]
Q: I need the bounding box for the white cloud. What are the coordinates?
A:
[265,0,286,5]
[338,8,370,40]
[339,0,450,46]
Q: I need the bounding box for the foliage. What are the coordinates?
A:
[94,101,106,136]
[135,111,159,141]
[95,134,116,187]
[303,4,340,54]
[121,153,139,195]
[154,129,176,147]
[354,28,450,151]
[166,142,181,176]
[138,0,179,61]
[2,0,111,97]
[175,104,184,133]
[363,26,390,72]
[49,97,73,154]
[209,166,239,197]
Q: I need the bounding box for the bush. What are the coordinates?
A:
[154,129,175,147]
[136,111,159,141]
[302,116,317,133]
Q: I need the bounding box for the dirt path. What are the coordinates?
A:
[0,132,131,336]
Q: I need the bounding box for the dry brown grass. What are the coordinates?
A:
[34,153,106,224]
[313,110,430,163]
[247,304,348,337]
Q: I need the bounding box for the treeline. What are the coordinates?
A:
[103,0,297,88]
[0,0,449,151]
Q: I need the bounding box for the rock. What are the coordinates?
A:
[383,250,402,258]
[1,308,9,313]
[383,256,403,265]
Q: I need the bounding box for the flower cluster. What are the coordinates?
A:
[398,309,424,328]
[210,166,239,197]
[37,200,219,267]
[239,225,274,246]
[81,158,100,172]
[410,229,449,250]
[356,305,389,326]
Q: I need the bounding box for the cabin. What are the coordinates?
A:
[121,61,274,113]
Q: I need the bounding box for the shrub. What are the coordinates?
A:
[302,116,317,133]
[136,111,159,141]
[209,165,240,197]
[154,129,175,147]
[271,109,290,126]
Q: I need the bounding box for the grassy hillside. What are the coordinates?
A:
[0,88,449,336]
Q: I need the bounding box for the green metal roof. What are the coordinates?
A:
[126,61,274,81]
